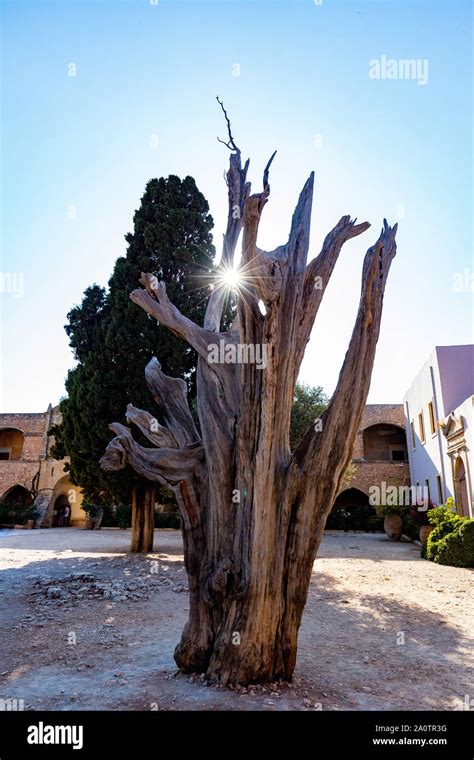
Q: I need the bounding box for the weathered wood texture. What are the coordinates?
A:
[130,483,155,554]
[100,105,397,683]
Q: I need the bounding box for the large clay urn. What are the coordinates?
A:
[384,513,403,541]
[419,524,433,547]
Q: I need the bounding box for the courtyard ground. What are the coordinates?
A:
[0,528,472,711]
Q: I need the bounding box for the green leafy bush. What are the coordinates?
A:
[116,504,132,529]
[435,521,474,567]
[107,504,180,530]
[81,502,103,517]
[155,511,180,529]
[426,500,474,568]
[402,512,420,541]
[100,504,118,527]
[0,501,38,526]
[376,503,409,518]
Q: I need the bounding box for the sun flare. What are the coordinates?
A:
[216,264,243,291]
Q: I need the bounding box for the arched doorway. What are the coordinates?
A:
[1,485,33,526]
[454,456,469,517]
[327,487,378,531]
[46,474,85,528]
[2,485,33,508]
[52,493,72,527]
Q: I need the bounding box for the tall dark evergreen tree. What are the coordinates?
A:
[51,176,215,549]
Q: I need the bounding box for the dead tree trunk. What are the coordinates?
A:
[130,483,155,554]
[100,101,398,684]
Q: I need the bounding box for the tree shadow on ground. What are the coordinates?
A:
[0,536,472,711]
[299,569,472,709]
[0,527,185,558]
[319,530,423,562]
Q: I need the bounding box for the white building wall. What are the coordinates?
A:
[453,396,474,518]
[403,345,474,514]
[403,348,453,505]
[436,345,474,414]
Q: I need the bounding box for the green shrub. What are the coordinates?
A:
[0,501,15,525]
[116,503,132,529]
[112,505,180,530]
[435,520,474,567]
[376,503,410,518]
[426,507,463,561]
[155,510,180,529]
[100,504,118,527]
[81,502,102,518]
[426,500,474,567]
[0,501,37,526]
[402,512,420,541]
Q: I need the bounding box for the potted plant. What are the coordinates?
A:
[25,506,39,529]
[81,502,103,530]
[376,503,409,541]
[410,499,436,547]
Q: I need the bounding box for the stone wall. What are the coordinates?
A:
[0,406,86,527]
[1,402,411,527]
[338,404,411,499]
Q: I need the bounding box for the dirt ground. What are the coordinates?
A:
[0,527,472,711]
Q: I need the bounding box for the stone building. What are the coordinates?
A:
[331,404,411,522]
[0,405,85,527]
[1,402,410,530]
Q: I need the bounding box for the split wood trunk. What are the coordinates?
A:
[100,114,397,684]
[130,484,155,553]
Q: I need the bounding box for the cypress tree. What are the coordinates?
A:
[51,175,215,549]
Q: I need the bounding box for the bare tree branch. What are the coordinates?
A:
[216,95,239,153]
[130,274,237,398]
[295,219,398,478]
[294,215,371,374]
[100,423,205,486]
[263,150,277,189]
[144,358,200,448]
[125,403,178,449]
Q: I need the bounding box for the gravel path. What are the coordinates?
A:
[0,527,472,711]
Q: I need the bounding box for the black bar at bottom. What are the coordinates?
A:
[0,710,471,758]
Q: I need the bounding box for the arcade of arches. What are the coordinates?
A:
[0,407,85,527]
[1,404,410,531]
[4,402,468,531]
[2,484,33,508]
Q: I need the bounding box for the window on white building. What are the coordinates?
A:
[425,479,431,502]
[418,412,425,444]
[436,475,443,505]
[428,401,436,436]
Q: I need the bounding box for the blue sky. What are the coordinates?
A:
[1,0,472,412]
